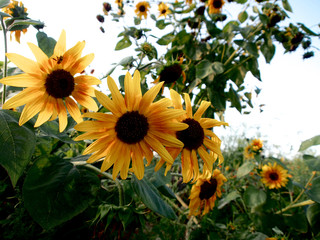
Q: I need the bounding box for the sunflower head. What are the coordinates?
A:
[159,63,184,85]
[158,2,171,18]
[0,30,101,132]
[207,0,225,14]
[189,169,227,216]
[244,138,263,159]
[115,0,123,7]
[103,2,112,15]
[260,162,289,189]
[135,1,150,19]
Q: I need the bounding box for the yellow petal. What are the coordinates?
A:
[124,71,134,111]
[200,118,229,128]
[148,131,183,148]
[132,143,145,180]
[70,53,94,75]
[6,53,39,74]
[183,93,193,118]
[65,97,82,123]
[74,75,101,85]
[27,42,49,68]
[107,76,127,114]
[197,146,214,173]
[53,30,66,57]
[0,73,44,87]
[111,142,127,179]
[132,70,142,110]
[139,82,163,114]
[2,87,45,109]
[95,90,122,117]
[145,134,173,165]
[194,101,210,121]
[34,96,55,127]
[139,140,154,166]
[82,112,117,122]
[191,149,199,182]
[120,145,132,179]
[63,41,85,64]
[83,135,114,155]
[74,130,113,141]
[74,121,115,132]
[100,141,118,172]
[170,89,183,110]
[182,148,192,183]
[19,98,45,126]
[57,98,68,132]
[72,91,98,111]
[147,108,186,123]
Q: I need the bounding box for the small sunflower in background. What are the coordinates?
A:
[260,162,289,189]
[189,169,227,216]
[158,2,171,18]
[155,89,228,183]
[102,2,112,15]
[244,138,263,159]
[75,71,188,180]
[185,0,193,5]
[2,0,29,43]
[207,0,225,14]
[0,30,101,132]
[115,0,123,7]
[135,1,150,19]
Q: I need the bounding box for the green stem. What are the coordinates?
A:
[292,171,316,205]
[1,15,8,105]
[73,162,124,206]
[275,200,315,215]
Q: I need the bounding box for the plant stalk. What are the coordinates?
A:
[1,15,8,105]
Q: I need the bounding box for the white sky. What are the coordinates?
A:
[3,0,320,158]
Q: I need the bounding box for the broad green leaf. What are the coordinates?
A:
[7,19,44,31]
[303,154,320,171]
[36,31,56,57]
[104,56,134,78]
[0,0,9,8]
[299,135,320,151]
[131,175,177,219]
[196,59,214,79]
[306,177,320,204]
[237,161,255,178]
[247,57,261,81]
[23,157,100,229]
[175,30,192,45]
[212,62,224,75]
[238,11,248,23]
[156,32,175,45]
[229,84,242,113]
[134,17,141,25]
[258,14,269,26]
[0,110,36,187]
[156,19,170,30]
[282,0,292,12]
[115,37,132,50]
[218,191,240,209]
[243,186,267,208]
[284,213,308,233]
[0,11,11,17]
[207,87,226,111]
[244,42,259,58]
[307,203,320,235]
[261,42,275,63]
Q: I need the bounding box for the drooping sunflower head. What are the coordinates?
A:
[74,71,188,180]
[135,1,150,19]
[260,162,289,189]
[189,169,227,216]
[103,2,112,15]
[158,2,171,18]
[0,30,101,132]
[154,89,228,183]
[207,0,225,14]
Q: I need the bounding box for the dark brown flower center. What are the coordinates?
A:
[269,172,279,181]
[159,64,183,84]
[213,0,223,8]
[139,5,146,12]
[115,111,149,144]
[45,69,75,99]
[199,177,218,200]
[161,9,167,14]
[176,118,204,150]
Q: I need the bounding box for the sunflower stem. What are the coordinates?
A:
[1,15,8,105]
[74,162,124,206]
[292,171,316,205]
[275,200,315,215]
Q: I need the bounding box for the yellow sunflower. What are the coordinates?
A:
[189,169,227,216]
[135,1,150,19]
[260,162,289,189]
[74,71,188,180]
[207,0,225,14]
[2,0,28,43]
[115,0,123,7]
[252,138,263,152]
[158,2,171,18]
[244,138,263,159]
[0,30,101,132]
[155,89,228,183]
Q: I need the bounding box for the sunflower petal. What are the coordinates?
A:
[72,91,98,111]
[53,30,66,57]
[34,96,55,127]
[57,98,68,132]
[145,134,173,165]
[6,53,39,74]
[74,121,115,132]
[124,71,134,111]
[107,76,127,114]
[82,112,117,122]
[19,98,45,126]
[200,118,229,128]
[194,101,210,121]
[65,97,82,123]
[70,53,94,75]
[74,75,101,85]
[183,93,193,118]
[132,143,145,180]
[132,70,142,110]
[139,140,154,166]
[139,82,163,114]
[198,146,214,173]
[95,90,122,117]
[170,89,183,110]
[0,73,44,87]
[27,42,49,67]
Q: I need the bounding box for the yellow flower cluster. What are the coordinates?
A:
[244,138,263,159]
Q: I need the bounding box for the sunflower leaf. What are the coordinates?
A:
[303,154,320,171]
[36,31,57,57]
[307,203,320,235]
[131,175,177,219]
[299,135,320,152]
[0,0,10,8]
[0,110,36,187]
[22,156,100,229]
[306,177,320,204]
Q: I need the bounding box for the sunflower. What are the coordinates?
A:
[189,169,227,216]
[74,71,188,180]
[135,1,150,19]
[115,0,123,7]
[186,0,192,5]
[2,0,29,43]
[260,162,289,189]
[207,0,225,14]
[155,89,228,183]
[252,138,263,151]
[0,30,101,132]
[244,138,263,159]
[158,2,171,18]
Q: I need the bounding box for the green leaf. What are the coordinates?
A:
[115,37,132,50]
[303,154,320,171]
[131,175,177,219]
[218,191,240,209]
[299,135,320,151]
[104,56,134,78]
[36,31,56,57]
[244,42,259,58]
[0,0,9,8]
[247,57,261,80]
[307,203,320,235]
[23,157,100,229]
[228,84,242,113]
[0,110,36,187]
[298,23,319,36]
[207,87,226,111]
[156,19,170,30]
[212,62,224,75]
[306,176,320,204]
[238,11,248,23]
[0,11,11,17]
[282,0,292,12]
[237,161,255,178]
[196,59,214,79]
[134,17,141,25]
[284,213,308,233]
[261,42,275,63]
[7,19,44,31]
[243,186,267,208]
[156,32,175,45]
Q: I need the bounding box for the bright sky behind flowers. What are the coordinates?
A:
[2,0,320,158]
